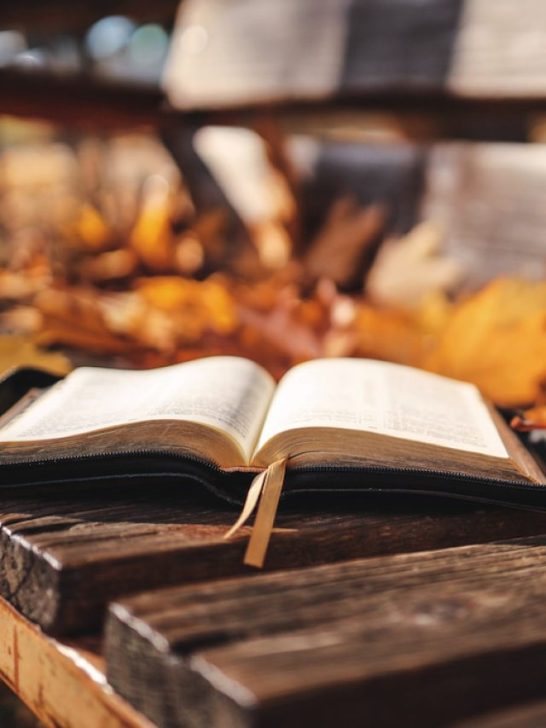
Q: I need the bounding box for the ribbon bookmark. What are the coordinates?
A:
[224,458,287,569]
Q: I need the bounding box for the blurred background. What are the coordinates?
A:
[0,0,546,721]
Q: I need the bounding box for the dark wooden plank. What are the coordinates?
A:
[456,700,546,728]
[2,2,546,140]
[106,536,546,728]
[4,485,546,636]
[2,66,545,141]
[0,69,169,131]
[0,0,179,31]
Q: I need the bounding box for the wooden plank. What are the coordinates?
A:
[456,700,546,727]
[106,536,546,728]
[0,0,179,31]
[0,596,150,728]
[1,67,544,141]
[1,3,546,140]
[451,701,546,728]
[0,69,169,131]
[4,486,546,636]
[422,143,546,288]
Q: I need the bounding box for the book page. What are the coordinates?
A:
[256,358,508,459]
[0,357,275,462]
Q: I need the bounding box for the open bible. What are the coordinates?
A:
[0,357,544,563]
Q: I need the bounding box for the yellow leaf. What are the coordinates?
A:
[0,335,71,377]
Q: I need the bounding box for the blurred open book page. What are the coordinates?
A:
[0,357,275,463]
[256,359,508,459]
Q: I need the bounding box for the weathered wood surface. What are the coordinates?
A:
[0,0,179,31]
[2,69,545,142]
[0,595,151,728]
[0,69,169,132]
[456,701,546,728]
[4,485,546,636]
[106,536,546,728]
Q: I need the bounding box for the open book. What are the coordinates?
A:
[0,354,543,481]
[0,357,544,564]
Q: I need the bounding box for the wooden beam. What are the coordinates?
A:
[0,69,168,131]
[0,67,545,140]
[0,596,150,728]
[106,536,546,728]
[456,701,546,728]
[0,1,179,32]
[4,486,546,635]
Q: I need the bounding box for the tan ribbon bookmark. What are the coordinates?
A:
[224,458,287,569]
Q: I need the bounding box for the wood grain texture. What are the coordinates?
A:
[1,65,543,141]
[4,486,546,635]
[106,536,546,728]
[0,69,169,131]
[0,0,179,31]
[456,701,546,728]
[0,596,151,728]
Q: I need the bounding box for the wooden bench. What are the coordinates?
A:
[1,1,546,726]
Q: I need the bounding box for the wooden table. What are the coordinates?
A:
[3,488,546,727]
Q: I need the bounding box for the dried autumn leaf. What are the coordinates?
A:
[238,304,323,361]
[0,306,42,334]
[129,176,175,271]
[72,203,112,251]
[136,276,237,335]
[0,334,71,377]
[79,249,139,282]
[424,278,546,407]
[34,287,132,355]
[366,222,463,308]
[511,406,546,432]
[0,269,50,301]
[35,288,110,336]
[352,302,430,367]
[305,200,385,288]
